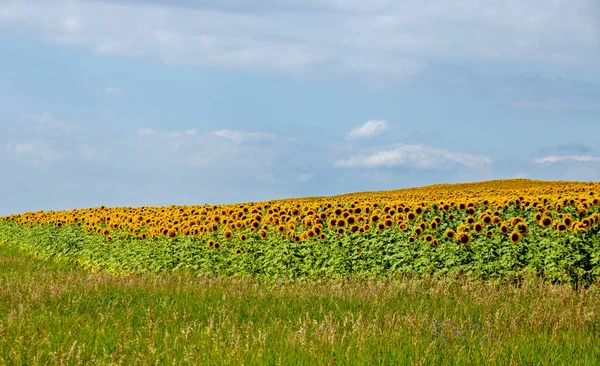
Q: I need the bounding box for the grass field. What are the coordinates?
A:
[2,243,600,365]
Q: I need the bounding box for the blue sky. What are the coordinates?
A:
[1,0,599,215]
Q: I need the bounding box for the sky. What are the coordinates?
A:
[1,0,599,215]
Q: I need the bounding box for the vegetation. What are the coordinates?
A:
[1,179,599,284]
[2,243,600,365]
[2,179,600,364]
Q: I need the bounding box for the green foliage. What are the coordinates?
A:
[1,207,599,286]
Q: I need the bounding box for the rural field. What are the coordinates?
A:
[1,179,600,364]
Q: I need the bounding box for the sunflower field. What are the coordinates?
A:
[1,179,599,284]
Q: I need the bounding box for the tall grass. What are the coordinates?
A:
[1,244,600,365]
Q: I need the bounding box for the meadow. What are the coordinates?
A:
[1,179,600,364]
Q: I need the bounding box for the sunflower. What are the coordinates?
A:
[500,224,509,235]
[448,214,455,221]
[337,227,345,235]
[516,222,529,235]
[473,222,483,234]
[214,242,221,249]
[350,225,359,233]
[239,233,248,241]
[540,216,552,228]
[337,219,346,227]
[407,212,416,221]
[466,216,475,225]
[235,248,242,254]
[384,219,393,228]
[408,236,415,243]
[430,221,438,231]
[208,239,215,248]
[457,232,471,245]
[486,230,493,238]
[510,231,521,244]
[424,234,433,242]
[168,229,177,238]
[445,229,455,239]
[482,215,492,225]
[377,222,385,231]
[259,229,267,239]
[328,218,337,227]
[413,227,422,236]
[398,222,408,232]
[347,216,356,225]
[320,233,327,240]
[557,223,567,232]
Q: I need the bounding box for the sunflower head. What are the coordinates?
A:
[510,231,521,244]
[445,229,455,239]
[539,216,551,228]
[457,232,471,245]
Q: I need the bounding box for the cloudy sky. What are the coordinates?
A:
[1,0,599,215]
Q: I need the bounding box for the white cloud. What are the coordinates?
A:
[346,119,389,140]
[534,155,600,164]
[6,140,63,163]
[334,144,492,169]
[0,0,597,81]
[6,141,35,155]
[213,129,277,144]
[297,173,314,182]
[104,86,122,94]
[32,112,75,133]
[134,127,283,181]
